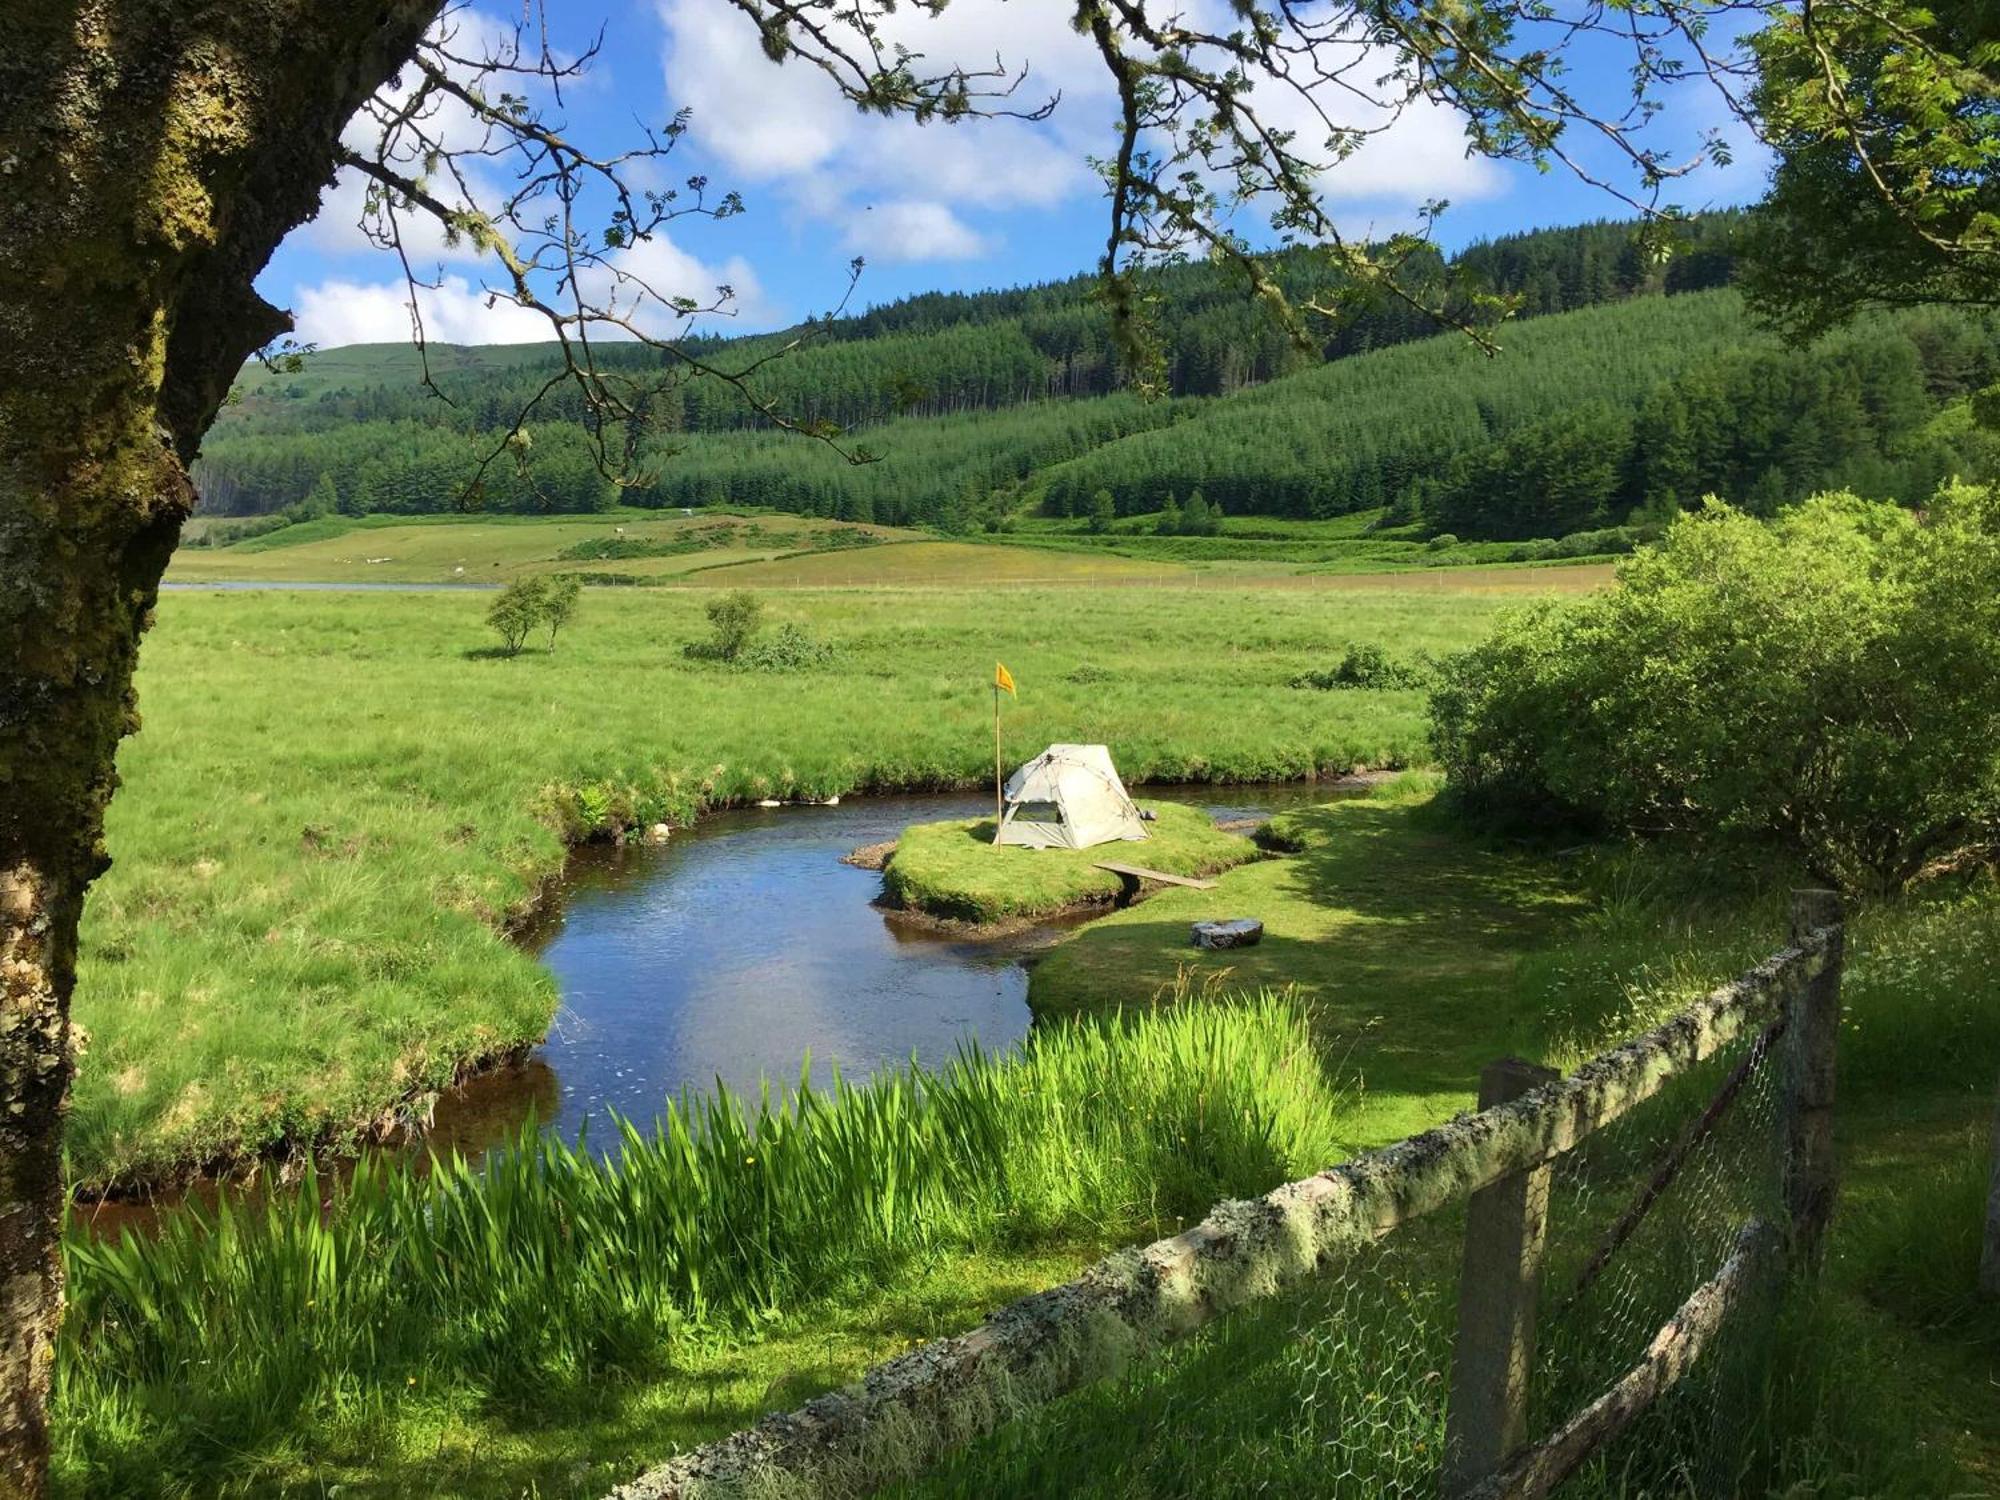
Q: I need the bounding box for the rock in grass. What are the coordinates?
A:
[842,840,896,871]
[1192,918,1263,949]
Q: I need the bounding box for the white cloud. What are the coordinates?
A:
[656,0,1101,256]
[290,275,554,347]
[654,0,1513,265]
[289,223,774,350]
[576,233,777,333]
[844,201,991,261]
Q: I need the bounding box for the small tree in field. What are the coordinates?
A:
[487,578,548,657]
[1087,489,1117,534]
[700,590,764,661]
[541,577,582,650]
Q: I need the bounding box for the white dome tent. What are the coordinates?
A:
[995,744,1150,850]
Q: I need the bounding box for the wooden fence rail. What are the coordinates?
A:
[608,893,1846,1500]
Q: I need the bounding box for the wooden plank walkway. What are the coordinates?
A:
[1093,861,1216,890]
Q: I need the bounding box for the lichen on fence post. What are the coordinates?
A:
[1441,1057,1562,1498]
[1783,889,1844,1271]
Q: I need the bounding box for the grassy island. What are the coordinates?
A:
[881,803,1259,925]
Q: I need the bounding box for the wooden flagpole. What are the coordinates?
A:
[993,680,1003,844]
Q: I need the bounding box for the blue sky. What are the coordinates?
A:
[269,1,1774,348]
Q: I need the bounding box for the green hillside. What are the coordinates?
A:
[194,214,2000,542]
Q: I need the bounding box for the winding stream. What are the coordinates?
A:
[81,782,1339,1233]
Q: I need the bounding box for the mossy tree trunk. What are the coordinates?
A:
[0,5,440,1494]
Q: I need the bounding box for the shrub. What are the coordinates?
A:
[1087,489,1116,534]
[737,622,837,672]
[1180,489,1221,536]
[1430,489,2000,891]
[687,589,764,661]
[541,576,582,648]
[485,577,548,655]
[1290,643,1426,691]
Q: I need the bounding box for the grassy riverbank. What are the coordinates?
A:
[57,998,1345,1498]
[883,803,1257,924]
[1029,778,1590,1146]
[62,772,2000,1497]
[78,581,1512,1186]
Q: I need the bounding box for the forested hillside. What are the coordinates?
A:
[195,213,2000,539]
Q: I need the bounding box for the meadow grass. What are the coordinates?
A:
[882,802,1257,923]
[1027,778,1591,1146]
[166,510,1627,587]
[77,581,1512,1185]
[55,995,1346,1499]
[165,510,920,584]
[675,538,1189,587]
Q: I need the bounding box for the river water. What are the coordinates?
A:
[78,781,1342,1232]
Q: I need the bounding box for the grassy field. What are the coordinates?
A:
[1029,777,1591,1146]
[76,579,1521,1186]
[892,868,2000,1500]
[882,803,1257,923]
[686,538,1187,587]
[166,511,927,585]
[166,508,1626,589]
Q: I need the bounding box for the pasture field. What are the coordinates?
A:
[1030,778,1591,1147]
[165,510,926,585]
[166,508,1623,588]
[77,578,1516,1186]
[683,537,1187,586]
[903,860,2000,1500]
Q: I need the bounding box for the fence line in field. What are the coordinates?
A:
[608,892,1846,1500]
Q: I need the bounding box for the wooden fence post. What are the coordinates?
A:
[1784,889,1844,1271]
[1443,1056,1561,1498]
[1981,1072,2000,1299]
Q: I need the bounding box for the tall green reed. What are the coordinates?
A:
[58,992,1343,1478]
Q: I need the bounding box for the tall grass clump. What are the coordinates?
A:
[56,993,1342,1489]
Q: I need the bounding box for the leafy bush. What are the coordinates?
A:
[486,575,583,654]
[485,577,548,656]
[686,589,764,661]
[1503,525,1651,563]
[1431,489,2000,891]
[737,622,838,672]
[541,575,582,648]
[682,592,832,670]
[1290,643,1426,691]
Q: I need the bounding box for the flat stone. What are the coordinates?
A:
[1192,918,1263,950]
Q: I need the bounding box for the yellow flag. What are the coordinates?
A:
[994,661,1017,697]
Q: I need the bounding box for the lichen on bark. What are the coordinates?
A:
[0,5,442,1494]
